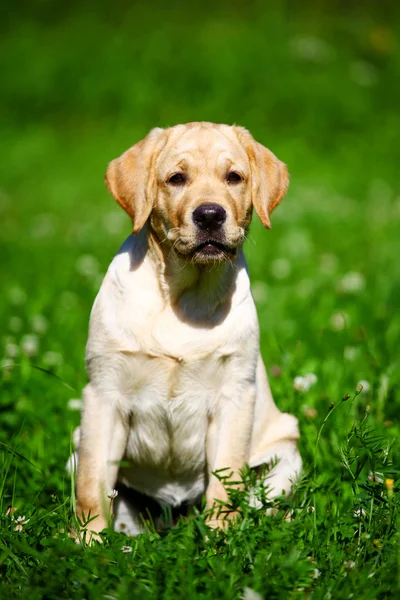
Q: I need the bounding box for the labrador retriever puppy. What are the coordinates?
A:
[74,122,301,539]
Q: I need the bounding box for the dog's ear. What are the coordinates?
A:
[235,127,289,229]
[105,128,166,234]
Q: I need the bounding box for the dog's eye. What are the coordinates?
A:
[226,171,243,184]
[167,173,186,185]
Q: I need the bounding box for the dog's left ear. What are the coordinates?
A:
[235,127,289,229]
[105,127,166,234]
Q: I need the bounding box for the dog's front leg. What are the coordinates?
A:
[206,384,256,528]
[76,383,128,542]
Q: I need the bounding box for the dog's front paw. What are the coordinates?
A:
[73,506,108,545]
[69,525,105,545]
[206,502,239,530]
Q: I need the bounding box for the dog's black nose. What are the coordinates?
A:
[192,203,227,231]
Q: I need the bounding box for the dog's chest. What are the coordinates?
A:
[110,309,234,476]
[88,250,256,501]
[112,354,212,507]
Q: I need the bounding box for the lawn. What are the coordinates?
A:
[1,1,400,598]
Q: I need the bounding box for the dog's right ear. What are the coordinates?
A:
[105,128,165,234]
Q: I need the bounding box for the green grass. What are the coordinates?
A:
[1,1,400,597]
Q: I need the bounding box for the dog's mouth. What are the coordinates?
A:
[190,238,237,262]
[195,240,234,255]
[174,239,237,263]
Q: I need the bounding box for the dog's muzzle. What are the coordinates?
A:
[191,203,235,261]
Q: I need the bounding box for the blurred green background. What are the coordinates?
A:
[1,2,400,597]
[1,0,400,517]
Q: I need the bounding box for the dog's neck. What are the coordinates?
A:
[146,228,239,325]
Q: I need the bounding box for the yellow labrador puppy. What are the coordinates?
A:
[74,122,301,538]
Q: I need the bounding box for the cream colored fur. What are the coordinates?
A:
[72,122,301,539]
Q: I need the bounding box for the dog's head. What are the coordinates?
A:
[106,122,289,264]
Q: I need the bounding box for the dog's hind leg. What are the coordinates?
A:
[248,437,302,509]
[249,356,302,507]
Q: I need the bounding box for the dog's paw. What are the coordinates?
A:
[69,523,106,545]
[206,509,239,530]
[72,507,108,545]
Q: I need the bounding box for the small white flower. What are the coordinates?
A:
[344,560,356,570]
[270,258,291,280]
[357,380,371,394]
[330,312,350,331]
[251,281,268,304]
[68,398,83,411]
[31,315,48,334]
[353,508,367,518]
[13,515,30,532]
[307,505,315,514]
[102,211,128,235]
[21,334,39,357]
[337,272,365,294]
[76,255,100,278]
[1,359,14,369]
[9,316,23,332]
[242,588,264,600]
[344,346,358,361]
[293,373,317,393]
[349,61,378,87]
[305,373,317,386]
[8,286,27,306]
[42,351,63,366]
[313,568,321,579]
[5,342,19,358]
[290,35,333,63]
[5,506,17,516]
[121,545,133,553]
[107,489,118,500]
[281,229,313,259]
[293,376,306,392]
